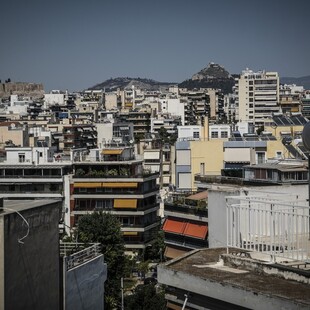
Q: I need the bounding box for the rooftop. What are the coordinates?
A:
[161,247,310,306]
[0,199,61,215]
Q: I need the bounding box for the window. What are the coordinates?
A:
[39,152,43,157]
[211,131,218,138]
[276,151,282,159]
[18,153,25,163]
[221,131,228,138]
[193,131,200,139]
[256,152,266,164]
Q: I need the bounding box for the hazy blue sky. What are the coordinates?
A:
[1,0,310,91]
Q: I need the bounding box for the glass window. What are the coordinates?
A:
[221,131,228,138]
[211,131,218,138]
[193,131,200,139]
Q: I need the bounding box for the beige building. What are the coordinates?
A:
[0,122,29,147]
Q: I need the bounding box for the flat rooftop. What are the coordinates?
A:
[0,199,62,215]
[163,247,310,306]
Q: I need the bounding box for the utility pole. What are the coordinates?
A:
[121,277,124,310]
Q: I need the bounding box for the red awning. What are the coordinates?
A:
[163,219,187,234]
[184,223,208,239]
[163,219,208,240]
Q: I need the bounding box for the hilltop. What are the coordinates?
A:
[87,77,175,91]
[178,62,236,94]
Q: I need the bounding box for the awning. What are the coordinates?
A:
[164,246,188,259]
[123,231,138,236]
[101,149,123,155]
[74,182,138,188]
[114,199,137,209]
[103,182,137,188]
[163,219,187,234]
[163,219,208,240]
[184,223,208,239]
[166,302,183,310]
[74,182,102,188]
[186,190,208,201]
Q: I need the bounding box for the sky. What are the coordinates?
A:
[1,0,310,92]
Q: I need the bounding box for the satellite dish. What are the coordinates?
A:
[302,122,310,151]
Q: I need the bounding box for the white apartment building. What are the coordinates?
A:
[160,98,185,125]
[236,69,280,128]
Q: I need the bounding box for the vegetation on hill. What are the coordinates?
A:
[88,77,175,91]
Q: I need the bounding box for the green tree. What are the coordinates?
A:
[144,230,165,262]
[158,126,177,146]
[77,212,126,309]
[124,284,166,310]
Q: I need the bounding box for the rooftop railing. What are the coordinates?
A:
[60,242,102,270]
[226,195,310,262]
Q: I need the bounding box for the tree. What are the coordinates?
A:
[144,230,165,262]
[158,126,177,146]
[77,212,126,309]
[124,284,166,310]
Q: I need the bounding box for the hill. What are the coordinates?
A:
[88,77,175,91]
[178,62,235,94]
[280,76,310,90]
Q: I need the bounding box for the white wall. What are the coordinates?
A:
[178,126,202,140]
[44,93,65,108]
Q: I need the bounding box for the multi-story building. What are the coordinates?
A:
[180,90,210,126]
[235,69,280,127]
[62,123,97,155]
[70,144,161,252]
[301,92,310,118]
[0,199,62,310]
[60,242,107,310]
[160,161,310,309]
[119,109,151,141]
[0,146,72,231]
[279,84,303,114]
[162,191,208,260]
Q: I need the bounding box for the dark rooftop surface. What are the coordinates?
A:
[164,247,310,305]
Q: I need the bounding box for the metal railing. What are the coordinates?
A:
[60,242,101,270]
[226,195,310,262]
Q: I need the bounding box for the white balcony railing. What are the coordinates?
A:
[226,194,310,262]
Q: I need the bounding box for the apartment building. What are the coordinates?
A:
[235,69,280,127]
[162,191,208,259]
[301,92,310,118]
[279,84,303,114]
[70,144,161,252]
[118,109,151,141]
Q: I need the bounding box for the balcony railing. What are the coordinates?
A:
[226,195,310,262]
[60,242,102,271]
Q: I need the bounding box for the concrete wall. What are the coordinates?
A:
[158,263,308,310]
[65,255,107,310]
[3,201,61,310]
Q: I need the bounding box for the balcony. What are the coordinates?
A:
[164,201,208,218]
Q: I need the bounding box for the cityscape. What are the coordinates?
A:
[1,1,310,310]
